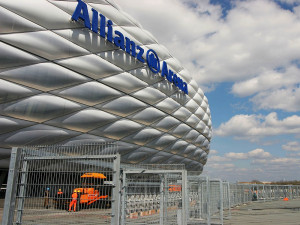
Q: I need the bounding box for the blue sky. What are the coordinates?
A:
[114,0,300,182]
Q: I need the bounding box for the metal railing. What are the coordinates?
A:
[2,144,300,225]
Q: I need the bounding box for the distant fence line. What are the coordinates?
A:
[2,145,300,225]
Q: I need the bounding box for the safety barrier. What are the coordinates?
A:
[2,144,121,225]
[2,144,300,225]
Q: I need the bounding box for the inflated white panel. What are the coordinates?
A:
[56,82,122,106]
[164,57,183,74]
[140,151,174,164]
[54,29,119,54]
[122,147,158,163]
[186,114,200,127]
[171,124,191,138]
[0,62,89,91]
[0,79,40,103]
[155,98,180,114]
[0,124,79,147]
[170,92,190,105]
[194,107,206,120]
[145,44,171,60]
[0,31,88,60]
[193,93,203,106]
[0,0,83,30]
[166,140,189,154]
[185,99,199,113]
[101,96,147,116]
[153,116,180,132]
[132,87,166,105]
[101,72,147,94]
[0,116,34,135]
[196,121,206,133]
[122,27,157,45]
[90,119,143,140]
[183,130,199,142]
[122,127,162,145]
[46,108,118,132]
[90,3,136,26]
[178,69,192,84]
[152,80,177,96]
[146,134,176,150]
[129,67,164,85]
[0,7,44,34]
[98,50,144,71]
[187,85,197,98]
[172,107,192,122]
[1,94,83,123]
[0,42,44,69]
[57,54,123,79]
[128,107,166,125]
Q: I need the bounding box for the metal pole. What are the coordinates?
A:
[159,174,164,225]
[16,161,28,225]
[181,170,188,225]
[219,180,224,225]
[111,154,121,225]
[120,171,127,225]
[206,176,211,225]
[2,147,22,225]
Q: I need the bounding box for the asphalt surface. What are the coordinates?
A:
[224,199,300,225]
[1,199,300,224]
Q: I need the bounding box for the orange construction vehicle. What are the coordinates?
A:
[54,172,112,210]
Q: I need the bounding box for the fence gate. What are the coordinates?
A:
[187,176,210,225]
[121,168,187,225]
[2,144,121,225]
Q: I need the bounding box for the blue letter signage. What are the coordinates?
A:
[72,0,188,95]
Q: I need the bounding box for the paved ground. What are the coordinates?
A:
[1,199,300,224]
[224,199,300,225]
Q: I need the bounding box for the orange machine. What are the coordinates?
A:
[169,184,182,192]
[73,173,109,207]
[53,172,111,210]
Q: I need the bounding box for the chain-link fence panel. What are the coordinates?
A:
[2,144,121,225]
[121,168,187,225]
[209,179,223,225]
[187,176,210,225]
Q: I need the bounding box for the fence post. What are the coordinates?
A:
[219,180,224,225]
[206,176,211,225]
[15,160,28,225]
[120,171,127,225]
[159,174,165,225]
[182,170,188,225]
[2,147,22,225]
[111,154,121,225]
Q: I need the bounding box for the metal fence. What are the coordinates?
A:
[121,167,187,225]
[2,144,300,225]
[2,144,121,225]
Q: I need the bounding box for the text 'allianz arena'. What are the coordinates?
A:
[0,0,212,171]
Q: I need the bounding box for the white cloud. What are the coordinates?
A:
[282,141,300,151]
[232,66,300,97]
[225,148,272,159]
[114,0,300,85]
[209,149,218,155]
[214,112,300,141]
[250,87,300,112]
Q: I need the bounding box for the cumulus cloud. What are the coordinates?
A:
[225,148,272,159]
[214,112,300,141]
[282,141,300,151]
[115,0,300,83]
[114,0,300,112]
[209,149,219,155]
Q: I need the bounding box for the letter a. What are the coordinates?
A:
[72,0,91,29]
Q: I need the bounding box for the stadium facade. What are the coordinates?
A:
[0,0,212,171]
